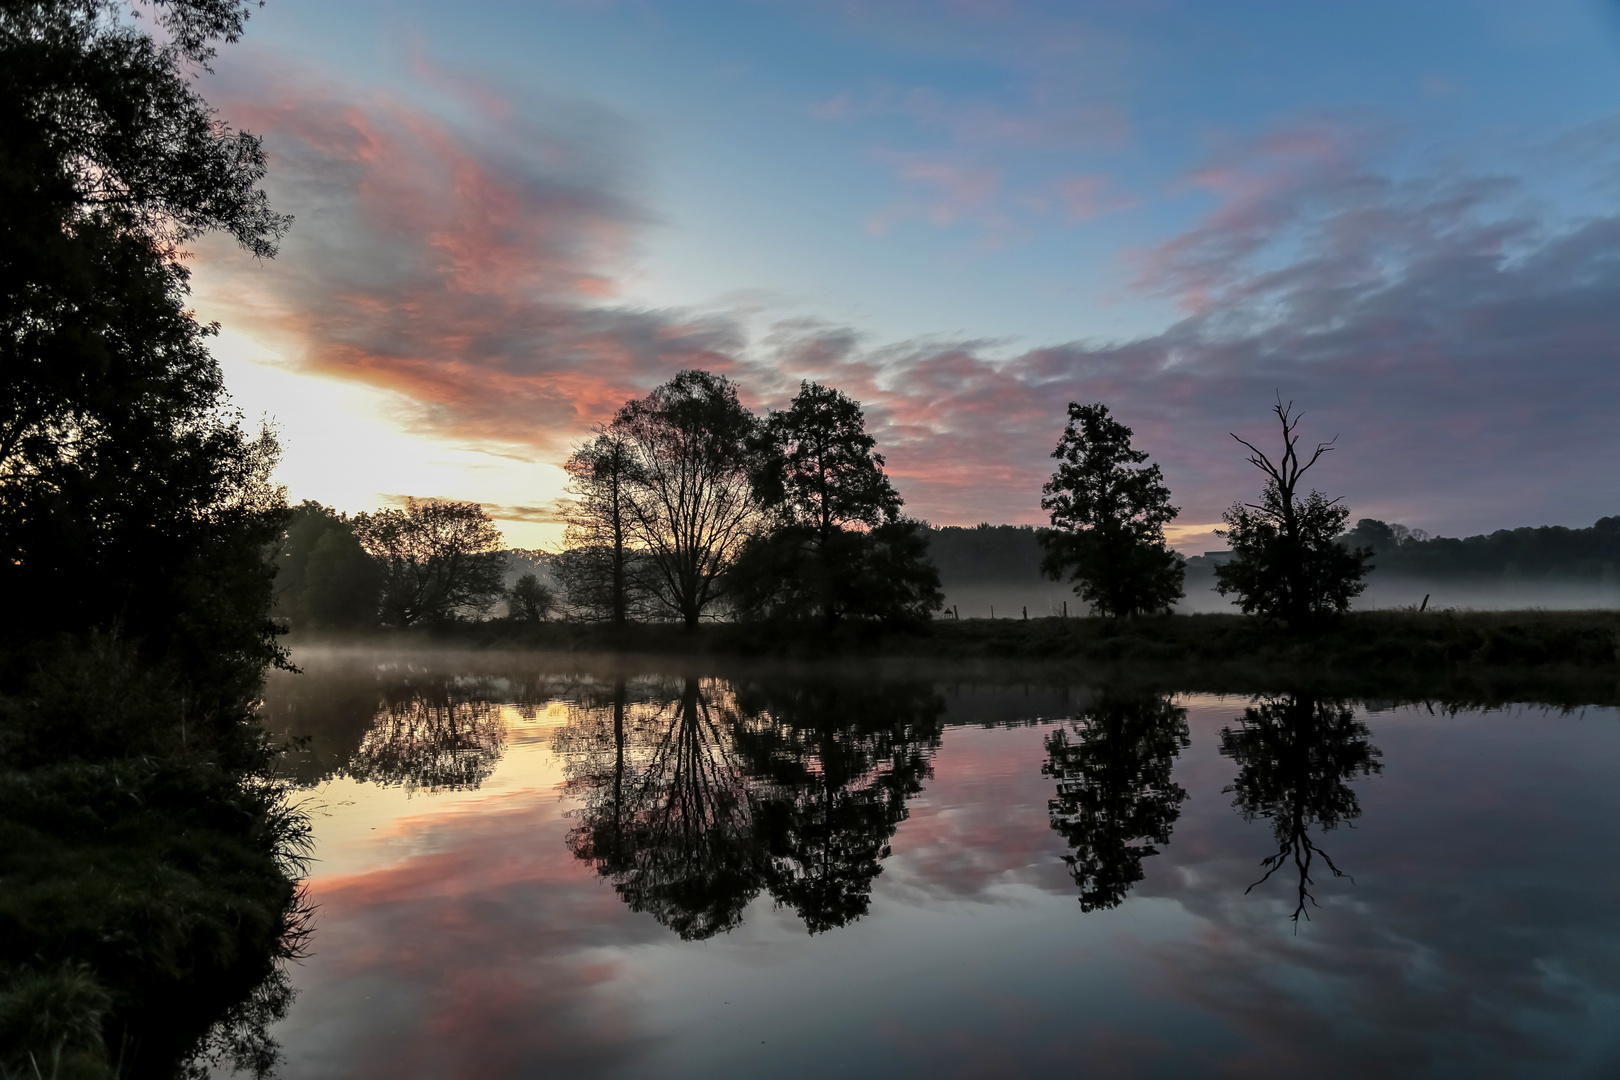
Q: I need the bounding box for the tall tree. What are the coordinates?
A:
[0,5,308,1074]
[736,381,941,627]
[1215,400,1372,625]
[1039,402,1184,618]
[351,499,506,626]
[612,370,762,629]
[560,428,639,625]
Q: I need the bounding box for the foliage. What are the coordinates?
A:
[0,640,310,1078]
[612,371,763,629]
[734,382,941,627]
[921,523,1046,584]
[507,572,556,623]
[1043,694,1190,910]
[0,4,308,1074]
[1343,515,1620,584]
[1215,401,1371,625]
[0,0,292,710]
[274,501,382,629]
[1219,694,1382,921]
[1040,402,1184,618]
[753,381,901,533]
[351,498,507,626]
[561,428,639,625]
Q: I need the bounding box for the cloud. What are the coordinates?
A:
[755,119,1620,536]
[197,55,1620,539]
[193,57,744,456]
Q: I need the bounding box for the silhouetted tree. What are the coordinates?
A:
[613,371,762,629]
[734,381,941,627]
[274,501,380,629]
[560,428,641,625]
[1215,400,1372,625]
[0,6,308,1073]
[1043,694,1190,910]
[1,0,290,673]
[506,572,555,623]
[1219,694,1383,921]
[1039,403,1184,618]
[351,498,506,626]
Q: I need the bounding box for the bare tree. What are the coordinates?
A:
[612,371,762,629]
[561,428,639,625]
[1215,399,1371,624]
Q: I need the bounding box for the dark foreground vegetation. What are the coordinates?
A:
[2,1,309,1074]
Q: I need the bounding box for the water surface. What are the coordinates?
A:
[256,649,1620,1079]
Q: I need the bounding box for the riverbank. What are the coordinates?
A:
[299,608,1620,682]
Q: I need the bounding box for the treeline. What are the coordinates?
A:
[1342,517,1620,583]
[274,498,513,629]
[280,372,946,632]
[924,517,1620,588]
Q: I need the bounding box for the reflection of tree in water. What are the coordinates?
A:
[1220,694,1383,921]
[557,676,943,938]
[345,681,506,794]
[562,677,762,940]
[737,681,944,933]
[1043,694,1190,910]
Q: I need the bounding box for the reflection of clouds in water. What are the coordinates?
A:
[262,657,1620,1077]
[282,797,667,1080]
[1137,704,1620,1077]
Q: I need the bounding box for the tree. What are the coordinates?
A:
[274,501,380,629]
[561,428,638,625]
[1039,402,1183,618]
[1215,400,1372,624]
[0,0,292,715]
[351,499,506,626]
[612,370,762,629]
[0,5,308,1074]
[507,572,555,623]
[734,381,941,627]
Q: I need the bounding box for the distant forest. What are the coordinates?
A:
[273,513,1620,629]
[919,518,1620,589]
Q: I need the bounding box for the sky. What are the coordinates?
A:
[188,0,1620,551]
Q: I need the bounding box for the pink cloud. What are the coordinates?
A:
[194,59,743,453]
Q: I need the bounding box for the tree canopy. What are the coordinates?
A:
[352,499,507,626]
[733,381,940,628]
[1039,402,1183,618]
